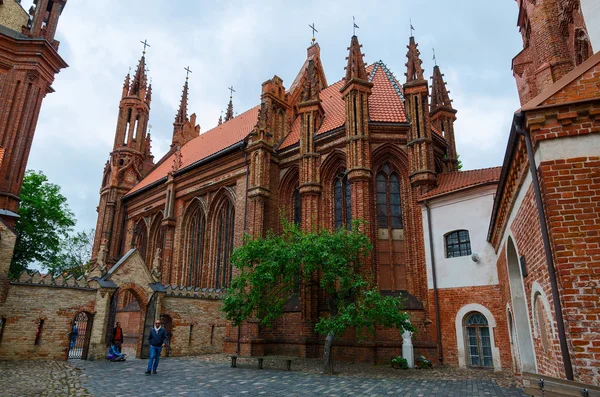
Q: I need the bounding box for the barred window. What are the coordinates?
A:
[445,230,471,258]
[334,172,351,230]
[376,163,402,229]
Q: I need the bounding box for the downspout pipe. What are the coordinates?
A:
[514,112,573,380]
[424,200,443,363]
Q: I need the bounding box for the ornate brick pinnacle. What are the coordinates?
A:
[405,36,424,83]
[430,65,452,110]
[345,35,368,81]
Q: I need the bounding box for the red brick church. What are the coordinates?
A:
[0,0,599,387]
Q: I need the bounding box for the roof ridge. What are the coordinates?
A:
[377,61,405,100]
[451,166,502,174]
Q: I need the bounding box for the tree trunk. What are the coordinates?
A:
[323,332,335,375]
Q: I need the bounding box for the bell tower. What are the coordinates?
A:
[91,50,154,268]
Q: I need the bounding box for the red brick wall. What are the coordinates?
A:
[0,284,96,360]
[541,156,600,385]
[429,286,511,369]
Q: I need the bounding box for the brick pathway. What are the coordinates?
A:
[0,358,529,396]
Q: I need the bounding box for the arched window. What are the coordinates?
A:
[132,219,148,262]
[186,205,205,286]
[575,29,591,66]
[445,230,471,258]
[293,188,302,226]
[334,171,351,230]
[376,163,402,229]
[214,198,235,289]
[465,312,493,368]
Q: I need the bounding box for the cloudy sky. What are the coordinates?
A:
[24,0,522,233]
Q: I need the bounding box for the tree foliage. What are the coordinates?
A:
[10,171,76,277]
[223,221,416,373]
[48,229,95,278]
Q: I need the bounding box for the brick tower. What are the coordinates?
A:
[429,65,458,172]
[403,36,437,192]
[91,53,154,268]
[0,0,68,227]
[512,0,593,104]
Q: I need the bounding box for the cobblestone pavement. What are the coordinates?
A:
[72,357,528,397]
[0,360,89,397]
[0,357,529,397]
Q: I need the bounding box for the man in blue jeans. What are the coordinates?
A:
[145,320,168,375]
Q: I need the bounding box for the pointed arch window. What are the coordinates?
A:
[186,204,205,286]
[334,171,352,230]
[132,219,148,262]
[215,198,235,289]
[376,163,403,229]
[464,312,493,368]
[293,188,302,226]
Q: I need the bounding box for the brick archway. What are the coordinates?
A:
[112,283,149,358]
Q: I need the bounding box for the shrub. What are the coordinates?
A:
[391,356,409,369]
[415,355,432,369]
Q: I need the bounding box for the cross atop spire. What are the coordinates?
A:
[140,39,151,55]
[353,16,359,36]
[309,23,318,44]
[405,36,424,83]
[228,85,235,98]
[344,35,368,81]
[184,66,192,80]
[432,48,437,66]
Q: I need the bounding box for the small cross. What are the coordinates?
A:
[353,16,359,36]
[309,23,318,43]
[432,48,437,66]
[228,85,235,98]
[140,39,151,55]
[184,66,192,80]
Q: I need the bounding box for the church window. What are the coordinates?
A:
[186,205,205,286]
[464,312,493,368]
[293,188,302,226]
[445,230,471,258]
[214,198,235,289]
[575,29,591,66]
[132,116,139,141]
[334,171,351,230]
[124,109,132,145]
[132,219,148,263]
[376,163,403,229]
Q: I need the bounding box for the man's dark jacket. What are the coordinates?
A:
[148,327,168,347]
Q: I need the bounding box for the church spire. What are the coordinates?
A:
[224,87,235,122]
[405,36,425,83]
[430,65,452,111]
[130,54,148,98]
[344,35,368,82]
[174,79,189,126]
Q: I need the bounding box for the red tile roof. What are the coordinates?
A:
[419,167,502,201]
[127,106,260,195]
[279,61,408,149]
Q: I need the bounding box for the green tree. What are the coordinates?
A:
[10,170,76,277]
[457,154,463,170]
[48,229,95,278]
[223,221,415,374]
